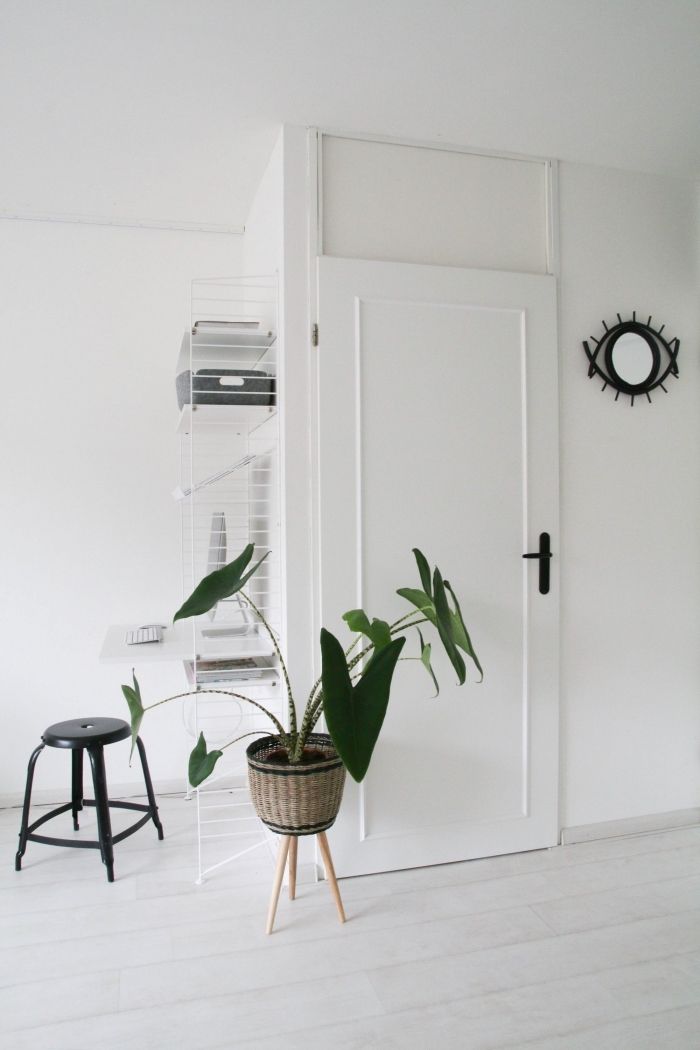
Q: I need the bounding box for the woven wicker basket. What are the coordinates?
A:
[246,733,346,836]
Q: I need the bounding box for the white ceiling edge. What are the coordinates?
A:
[0,208,244,236]
[3,124,698,237]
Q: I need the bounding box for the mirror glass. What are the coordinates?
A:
[611,333,654,386]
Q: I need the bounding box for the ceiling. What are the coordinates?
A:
[2,0,699,230]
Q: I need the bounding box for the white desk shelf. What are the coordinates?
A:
[99,622,275,664]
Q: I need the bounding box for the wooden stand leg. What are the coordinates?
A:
[288,836,298,900]
[266,835,291,935]
[317,831,346,924]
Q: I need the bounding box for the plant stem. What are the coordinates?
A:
[221,730,269,752]
[298,616,431,752]
[391,617,428,634]
[305,676,322,709]
[144,688,287,741]
[239,591,297,737]
[390,610,424,631]
[304,616,426,712]
[310,695,329,731]
[293,696,319,761]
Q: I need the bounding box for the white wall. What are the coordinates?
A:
[1,219,243,799]
[558,162,700,829]
[244,128,315,708]
[244,135,283,278]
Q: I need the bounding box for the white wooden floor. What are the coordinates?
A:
[2,794,699,1049]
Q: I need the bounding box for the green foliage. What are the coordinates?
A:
[120,543,482,794]
[444,580,483,682]
[342,609,392,650]
[417,628,439,697]
[397,548,482,689]
[433,568,466,685]
[121,670,144,763]
[413,547,433,597]
[173,543,269,622]
[321,628,405,782]
[188,732,223,787]
[395,587,436,622]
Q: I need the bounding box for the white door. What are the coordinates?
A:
[316,256,559,877]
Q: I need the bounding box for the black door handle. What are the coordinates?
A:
[522,532,552,595]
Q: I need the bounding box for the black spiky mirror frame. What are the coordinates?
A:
[583,313,680,405]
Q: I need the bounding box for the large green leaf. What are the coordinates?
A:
[417,628,439,697]
[396,588,437,625]
[342,609,392,650]
[433,568,466,685]
[321,628,405,782]
[413,548,433,598]
[444,580,483,681]
[321,627,353,698]
[401,553,482,686]
[188,732,224,787]
[173,544,269,622]
[368,619,392,650]
[121,670,144,763]
[343,608,371,635]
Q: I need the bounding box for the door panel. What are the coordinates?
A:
[316,257,559,877]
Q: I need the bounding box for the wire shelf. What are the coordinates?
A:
[179,274,282,883]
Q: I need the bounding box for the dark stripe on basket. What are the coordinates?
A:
[247,760,343,777]
[261,817,337,835]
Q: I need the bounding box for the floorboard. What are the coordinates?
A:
[2,795,699,1048]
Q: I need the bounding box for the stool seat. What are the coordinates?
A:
[43,717,131,749]
[16,717,163,882]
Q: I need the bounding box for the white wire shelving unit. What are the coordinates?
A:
[178,274,283,883]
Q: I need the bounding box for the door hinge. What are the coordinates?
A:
[312,323,319,347]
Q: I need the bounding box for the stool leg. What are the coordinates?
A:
[266,835,291,935]
[15,744,45,871]
[135,736,164,840]
[71,749,84,831]
[288,835,298,900]
[88,745,115,883]
[317,831,346,924]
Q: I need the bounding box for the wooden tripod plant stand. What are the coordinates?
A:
[266,831,346,935]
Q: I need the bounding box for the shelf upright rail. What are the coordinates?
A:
[180,274,282,882]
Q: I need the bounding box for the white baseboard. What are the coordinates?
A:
[561,807,700,845]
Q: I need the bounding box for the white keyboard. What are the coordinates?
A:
[125,626,163,645]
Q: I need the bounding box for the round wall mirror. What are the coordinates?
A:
[583,314,680,404]
[610,332,655,387]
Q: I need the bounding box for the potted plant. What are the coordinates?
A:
[122,544,482,837]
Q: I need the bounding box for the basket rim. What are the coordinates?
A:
[246,733,343,774]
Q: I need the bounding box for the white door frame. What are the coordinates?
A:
[302,128,563,872]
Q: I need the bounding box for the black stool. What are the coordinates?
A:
[15,717,164,882]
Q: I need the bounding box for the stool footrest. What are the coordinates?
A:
[25,802,73,835]
[25,799,156,851]
[83,798,154,814]
[28,833,103,850]
[112,812,153,844]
